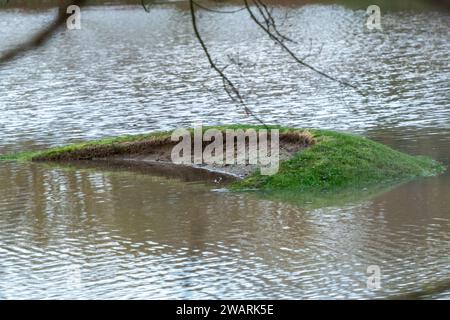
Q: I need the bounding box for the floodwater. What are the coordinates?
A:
[0,3,449,299]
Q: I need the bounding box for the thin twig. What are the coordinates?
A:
[245,0,363,94]
[189,0,267,126]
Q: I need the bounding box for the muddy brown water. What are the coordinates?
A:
[0,4,449,299]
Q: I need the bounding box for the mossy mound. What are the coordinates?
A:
[231,128,445,191]
[1,125,445,192]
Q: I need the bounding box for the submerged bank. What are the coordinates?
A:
[1,125,445,192]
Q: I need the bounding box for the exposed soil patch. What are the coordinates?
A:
[32,131,315,183]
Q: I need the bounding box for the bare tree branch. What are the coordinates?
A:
[0,0,87,67]
[0,0,365,126]
[244,0,363,94]
[253,0,297,44]
[189,0,267,126]
[191,1,246,14]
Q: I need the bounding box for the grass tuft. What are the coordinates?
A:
[231,128,445,191]
[1,125,445,192]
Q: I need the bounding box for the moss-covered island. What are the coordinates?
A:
[231,127,445,191]
[1,125,445,192]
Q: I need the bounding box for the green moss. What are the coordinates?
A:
[0,124,278,161]
[1,125,445,193]
[0,131,173,161]
[231,128,445,191]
